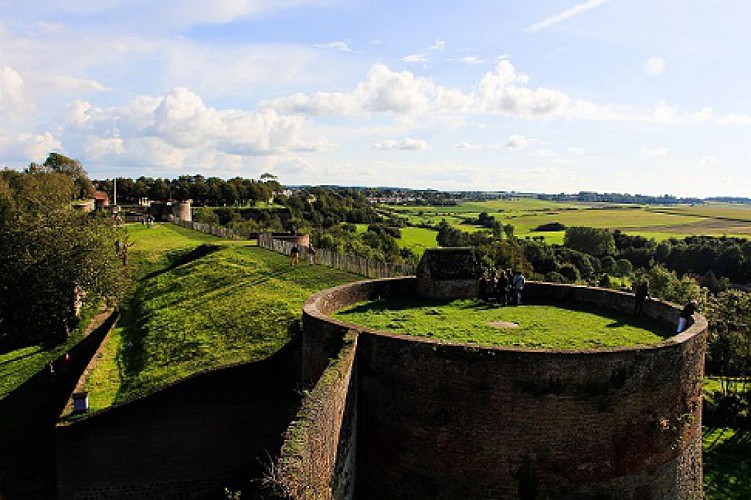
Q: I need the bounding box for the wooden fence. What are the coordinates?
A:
[168,216,243,240]
[258,232,415,279]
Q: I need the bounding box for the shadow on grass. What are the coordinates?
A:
[704,427,751,499]
[140,243,221,281]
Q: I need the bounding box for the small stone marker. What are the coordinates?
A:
[72,392,89,413]
[488,321,519,329]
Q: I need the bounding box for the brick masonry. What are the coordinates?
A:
[55,337,303,499]
[291,277,707,499]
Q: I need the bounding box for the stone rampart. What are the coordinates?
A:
[278,331,358,499]
[294,278,707,499]
[55,337,303,499]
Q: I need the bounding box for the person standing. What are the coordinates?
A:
[497,270,508,305]
[290,245,299,266]
[677,300,698,333]
[308,244,316,265]
[634,280,649,315]
[513,270,525,305]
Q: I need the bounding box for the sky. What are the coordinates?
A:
[0,0,750,197]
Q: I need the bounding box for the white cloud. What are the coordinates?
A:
[717,114,751,125]
[402,53,428,63]
[644,56,665,77]
[525,0,611,34]
[701,155,719,168]
[531,148,555,158]
[313,40,351,52]
[0,66,29,120]
[503,134,530,150]
[0,131,61,162]
[59,87,330,169]
[460,56,486,65]
[428,39,446,51]
[453,142,482,150]
[373,138,428,150]
[566,147,585,155]
[641,145,668,157]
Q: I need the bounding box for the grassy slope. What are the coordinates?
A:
[0,301,102,400]
[83,224,358,412]
[335,298,668,349]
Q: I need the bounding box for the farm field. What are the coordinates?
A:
[79,224,359,413]
[378,200,751,245]
[334,298,669,349]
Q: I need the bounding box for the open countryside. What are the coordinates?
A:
[377,199,751,252]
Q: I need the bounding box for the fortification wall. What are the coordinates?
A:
[56,338,303,499]
[278,331,358,499]
[299,278,707,499]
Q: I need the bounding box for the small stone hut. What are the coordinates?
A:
[416,247,481,299]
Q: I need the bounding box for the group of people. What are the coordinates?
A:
[479,269,525,306]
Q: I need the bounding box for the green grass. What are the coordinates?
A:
[703,427,751,499]
[398,227,438,255]
[334,298,669,349]
[379,200,751,243]
[0,305,99,400]
[82,225,359,412]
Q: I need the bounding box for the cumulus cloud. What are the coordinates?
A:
[0,131,62,162]
[644,56,665,77]
[453,142,482,150]
[60,87,329,168]
[0,66,29,120]
[525,0,611,34]
[566,147,585,155]
[502,134,530,150]
[373,138,428,150]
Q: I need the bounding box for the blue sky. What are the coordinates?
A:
[1,0,750,196]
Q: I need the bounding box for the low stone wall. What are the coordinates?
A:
[295,278,707,499]
[278,331,358,499]
[56,338,303,499]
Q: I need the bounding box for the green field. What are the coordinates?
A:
[704,427,751,499]
[79,224,359,413]
[379,200,751,245]
[334,298,669,349]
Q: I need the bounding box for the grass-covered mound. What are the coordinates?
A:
[334,297,670,349]
[82,224,358,412]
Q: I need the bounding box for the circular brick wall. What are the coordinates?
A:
[302,278,707,499]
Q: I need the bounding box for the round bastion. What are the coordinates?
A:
[301,248,707,499]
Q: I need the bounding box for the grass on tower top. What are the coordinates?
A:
[334,297,671,350]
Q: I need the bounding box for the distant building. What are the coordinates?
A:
[93,191,110,210]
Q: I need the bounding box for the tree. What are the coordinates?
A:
[33,153,96,200]
[0,171,128,349]
[564,226,615,257]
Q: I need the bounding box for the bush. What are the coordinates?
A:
[532,222,566,232]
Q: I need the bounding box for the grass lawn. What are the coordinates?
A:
[703,427,751,499]
[81,224,359,412]
[334,298,670,349]
[0,305,99,400]
[398,226,438,255]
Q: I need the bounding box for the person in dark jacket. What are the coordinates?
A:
[634,280,649,315]
[677,300,698,333]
